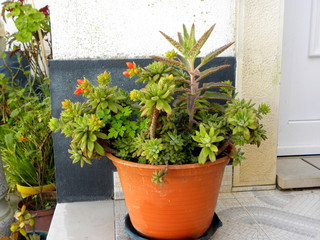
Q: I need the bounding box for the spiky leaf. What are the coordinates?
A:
[202,82,235,90]
[150,56,186,69]
[199,65,231,80]
[201,91,233,101]
[189,24,215,58]
[160,31,185,54]
[200,41,235,67]
[209,103,225,112]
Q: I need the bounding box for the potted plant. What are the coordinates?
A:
[0,81,55,197]
[50,24,270,239]
[0,204,47,240]
[0,1,55,233]
[0,0,54,194]
[0,74,56,232]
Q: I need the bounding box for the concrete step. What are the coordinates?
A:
[47,200,114,240]
[277,156,320,189]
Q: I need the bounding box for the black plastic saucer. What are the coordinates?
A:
[124,213,222,240]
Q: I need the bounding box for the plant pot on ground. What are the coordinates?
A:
[1,204,48,240]
[0,85,55,196]
[17,192,56,233]
[50,24,270,239]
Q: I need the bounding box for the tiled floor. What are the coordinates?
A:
[114,188,320,240]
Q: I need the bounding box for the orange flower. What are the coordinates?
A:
[77,79,84,85]
[123,71,130,77]
[18,136,28,142]
[74,88,83,95]
[126,62,135,69]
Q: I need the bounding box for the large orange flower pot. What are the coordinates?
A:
[108,151,231,240]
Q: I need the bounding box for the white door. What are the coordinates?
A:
[278,0,320,156]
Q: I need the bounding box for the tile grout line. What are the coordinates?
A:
[301,158,320,170]
[113,200,116,240]
[234,195,273,240]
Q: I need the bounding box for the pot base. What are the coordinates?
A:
[124,213,222,240]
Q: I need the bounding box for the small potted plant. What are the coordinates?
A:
[50,24,270,239]
[0,204,47,240]
[0,76,56,233]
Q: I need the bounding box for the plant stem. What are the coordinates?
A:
[187,73,199,129]
[217,138,233,156]
[150,106,159,139]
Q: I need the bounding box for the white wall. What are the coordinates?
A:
[49,0,235,60]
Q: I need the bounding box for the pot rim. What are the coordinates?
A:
[106,144,234,170]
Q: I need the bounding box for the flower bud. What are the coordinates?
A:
[126,62,135,69]
[77,79,84,85]
[123,71,130,77]
[74,88,83,95]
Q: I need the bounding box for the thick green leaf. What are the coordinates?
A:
[88,140,94,153]
[80,133,87,145]
[94,142,105,156]
[83,157,93,165]
[94,132,108,139]
[208,151,216,162]
[203,147,211,156]
[198,148,208,164]
[162,101,172,114]
[209,144,218,152]
[80,140,87,152]
[156,99,164,110]
[88,133,97,142]
[72,158,80,164]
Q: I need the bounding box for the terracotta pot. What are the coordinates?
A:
[16,183,56,198]
[18,192,56,233]
[108,149,231,240]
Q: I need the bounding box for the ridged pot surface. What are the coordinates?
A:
[108,153,230,240]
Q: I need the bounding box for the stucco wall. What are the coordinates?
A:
[233,0,283,187]
[49,0,235,59]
